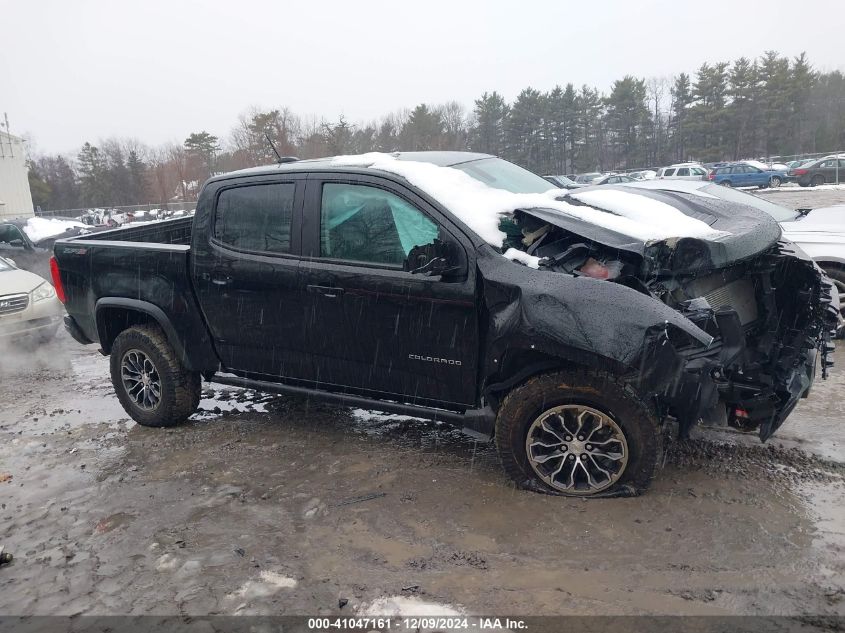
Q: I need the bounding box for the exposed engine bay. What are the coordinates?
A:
[504,208,840,441]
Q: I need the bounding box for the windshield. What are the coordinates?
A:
[701,184,800,222]
[451,157,554,194]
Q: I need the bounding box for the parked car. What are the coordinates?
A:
[574,172,603,184]
[0,217,95,280]
[53,151,837,498]
[656,163,709,180]
[543,174,580,189]
[710,162,788,188]
[589,173,636,185]
[0,255,63,343]
[789,157,845,187]
[628,170,657,181]
[629,179,844,337]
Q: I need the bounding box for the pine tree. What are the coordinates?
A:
[671,73,693,161]
[469,92,509,156]
[127,150,148,203]
[506,88,546,172]
[401,104,444,150]
[77,142,109,207]
[604,76,652,168]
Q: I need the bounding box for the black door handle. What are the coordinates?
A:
[307,285,344,298]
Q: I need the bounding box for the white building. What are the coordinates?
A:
[0,130,34,219]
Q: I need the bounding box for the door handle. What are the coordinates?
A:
[210,272,233,286]
[307,285,344,298]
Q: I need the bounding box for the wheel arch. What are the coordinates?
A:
[482,347,626,412]
[95,298,188,365]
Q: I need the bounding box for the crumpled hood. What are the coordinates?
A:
[522,184,783,275]
[0,269,44,295]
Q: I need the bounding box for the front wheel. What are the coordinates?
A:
[824,267,845,339]
[495,369,661,497]
[110,325,201,427]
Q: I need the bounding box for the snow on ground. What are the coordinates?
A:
[758,183,845,194]
[330,153,731,246]
[22,217,87,243]
[358,595,463,617]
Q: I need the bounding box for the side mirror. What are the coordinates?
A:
[6,258,16,267]
[404,239,461,277]
[9,239,24,247]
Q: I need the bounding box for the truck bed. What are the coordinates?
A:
[53,214,219,372]
[81,215,193,245]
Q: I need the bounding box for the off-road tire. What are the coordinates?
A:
[110,325,201,427]
[495,369,661,497]
[824,266,845,340]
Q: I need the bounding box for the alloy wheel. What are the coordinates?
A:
[121,349,162,410]
[525,404,629,495]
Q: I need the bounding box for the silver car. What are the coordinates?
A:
[0,256,63,343]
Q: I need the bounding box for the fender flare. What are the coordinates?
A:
[94,297,189,364]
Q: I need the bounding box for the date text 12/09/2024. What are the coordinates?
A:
[307,617,528,630]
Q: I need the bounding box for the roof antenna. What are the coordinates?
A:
[265,132,283,164]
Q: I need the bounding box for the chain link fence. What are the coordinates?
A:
[34,201,197,220]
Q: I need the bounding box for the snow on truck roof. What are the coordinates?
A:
[219,152,730,247]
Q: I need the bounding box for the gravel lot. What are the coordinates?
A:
[1,187,844,620]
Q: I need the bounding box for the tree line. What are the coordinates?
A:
[28,50,845,211]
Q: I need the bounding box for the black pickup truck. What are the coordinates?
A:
[52,151,839,497]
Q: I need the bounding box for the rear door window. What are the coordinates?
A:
[676,168,690,177]
[320,183,438,267]
[214,183,296,254]
[0,224,27,249]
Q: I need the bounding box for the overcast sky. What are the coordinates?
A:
[3,0,843,155]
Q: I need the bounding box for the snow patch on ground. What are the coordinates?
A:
[351,408,422,423]
[358,595,463,617]
[759,183,845,193]
[329,152,731,245]
[228,570,297,600]
[195,389,270,419]
[23,217,87,243]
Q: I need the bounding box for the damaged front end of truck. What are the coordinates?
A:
[486,185,839,442]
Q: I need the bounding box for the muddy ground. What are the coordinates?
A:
[0,330,843,619]
[2,187,844,620]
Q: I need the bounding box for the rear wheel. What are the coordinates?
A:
[721,180,733,187]
[110,325,201,427]
[495,369,661,497]
[811,175,825,186]
[769,176,782,188]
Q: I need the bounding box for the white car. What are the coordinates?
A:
[656,163,709,181]
[0,256,63,342]
[779,205,845,306]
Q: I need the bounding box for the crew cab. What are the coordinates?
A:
[52,152,839,498]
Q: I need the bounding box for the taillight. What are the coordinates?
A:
[794,168,809,176]
[49,256,66,304]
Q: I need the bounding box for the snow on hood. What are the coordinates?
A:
[23,217,88,244]
[330,153,730,247]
